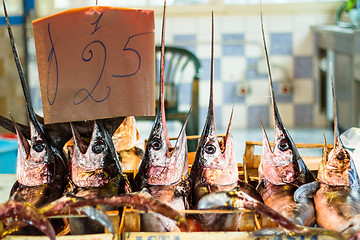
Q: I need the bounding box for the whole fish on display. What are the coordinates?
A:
[0,1,129,236]
[0,1,124,154]
[0,195,56,240]
[133,1,190,232]
[0,191,188,238]
[256,6,316,227]
[198,188,345,240]
[112,116,145,172]
[65,120,131,234]
[295,72,360,240]
[1,0,67,212]
[188,12,263,232]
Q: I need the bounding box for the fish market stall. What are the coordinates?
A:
[0,0,359,239]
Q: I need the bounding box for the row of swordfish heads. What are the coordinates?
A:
[0,1,359,239]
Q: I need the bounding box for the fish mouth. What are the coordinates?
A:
[17,162,54,186]
[72,167,112,187]
[146,164,183,185]
[260,160,298,185]
[71,156,116,187]
[202,167,238,185]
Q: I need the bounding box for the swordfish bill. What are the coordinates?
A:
[2,0,45,141]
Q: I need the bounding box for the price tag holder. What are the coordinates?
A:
[33,6,155,124]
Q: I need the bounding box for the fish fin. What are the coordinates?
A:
[256,177,264,191]
[0,220,28,239]
[0,198,56,240]
[12,116,30,158]
[322,133,329,165]
[224,107,234,155]
[237,180,264,203]
[300,227,346,240]
[293,181,319,202]
[70,122,88,154]
[0,115,30,139]
[78,206,114,236]
[260,118,272,154]
[60,191,188,232]
[174,178,191,198]
[252,227,346,240]
[173,107,191,156]
[251,227,286,238]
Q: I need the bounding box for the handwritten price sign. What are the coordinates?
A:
[33,6,155,124]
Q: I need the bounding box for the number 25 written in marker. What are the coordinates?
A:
[46,29,154,106]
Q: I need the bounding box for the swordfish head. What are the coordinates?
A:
[143,108,189,186]
[136,7,188,187]
[14,117,56,186]
[191,106,237,186]
[190,13,238,187]
[318,72,359,187]
[69,119,122,188]
[258,13,314,185]
[2,0,62,187]
[259,119,302,185]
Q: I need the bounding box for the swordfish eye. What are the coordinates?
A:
[278,141,289,151]
[150,138,162,151]
[33,140,45,152]
[337,151,349,161]
[92,141,106,154]
[204,143,217,154]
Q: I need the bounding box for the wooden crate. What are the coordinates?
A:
[119,139,340,240]
[2,140,339,239]
[119,207,339,240]
[2,212,121,240]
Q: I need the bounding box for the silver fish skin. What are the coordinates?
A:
[257,6,315,227]
[134,1,189,232]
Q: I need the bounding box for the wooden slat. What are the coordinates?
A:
[122,232,339,240]
[123,232,251,240]
[244,141,333,170]
[245,141,333,149]
[3,234,117,240]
